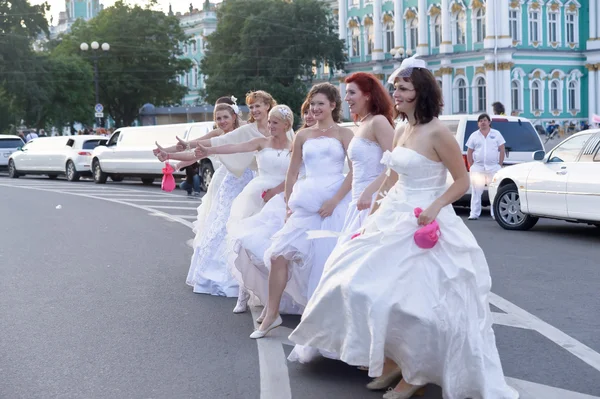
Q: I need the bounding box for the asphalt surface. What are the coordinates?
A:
[1,173,599,399]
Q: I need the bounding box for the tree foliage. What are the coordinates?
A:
[201,0,346,121]
[52,1,191,127]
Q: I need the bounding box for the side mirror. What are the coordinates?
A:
[16,146,22,151]
[532,150,545,161]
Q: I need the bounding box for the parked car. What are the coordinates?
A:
[488,129,600,230]
[90,122,214,185]
[8,135,106,180]
[438,115,545,205]
[0,135,25,170]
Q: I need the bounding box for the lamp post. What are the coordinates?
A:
[80,41,110,127]
[390,48,413,69]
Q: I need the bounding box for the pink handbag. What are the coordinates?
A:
[413,207,441,249]
[161,163,176,192]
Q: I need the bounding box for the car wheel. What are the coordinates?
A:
[493,183,539,231]
[141,177,154,185]
[66,161,80,182]
[8,160,20,178]
[48,174,58,180]
[92,159,107,184]
[201,162,214,192]
[110,175,124,182]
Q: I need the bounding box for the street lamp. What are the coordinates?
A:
[80,41,110,126]
[390,47,413,69]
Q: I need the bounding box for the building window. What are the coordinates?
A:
[385,22,394,53]
[194,66,199,87]
[408,17,418,51]
[455,78,467,113]
[568,80,577,110]
[192,40,197,53]
[511,80,521,111]
[453,10,466,44]
[475,77,486,112]
[185,72,190,88]
[365,24,374,55]
[548,11,559,44]
[432,14,441,47]
[509,8,521,43]
[566,12,577,44]
[351,26,360,57]
[183,43,188,53]
[531,80,541,111]
[475,8,486,43]
[550,80,560,110]
[529,11,540,44]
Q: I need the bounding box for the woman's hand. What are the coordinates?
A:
[262,188,277,203]
[417,203,442,226]
[194,145,209,158]
[153,141,167,158]
[356,190,373,211]
[318,198,339,218]
[176,136,189,152]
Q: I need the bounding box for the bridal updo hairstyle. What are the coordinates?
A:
[345,72,394,126]
[394,68,443,124]
[306,83,342,123]
[213,103,241,130]
[269,105,294,130]
[246,90,277,123]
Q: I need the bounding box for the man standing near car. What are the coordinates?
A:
[466,113,505,220]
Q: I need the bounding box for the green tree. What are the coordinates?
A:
[52,1,191,127]
[200,0,346,122]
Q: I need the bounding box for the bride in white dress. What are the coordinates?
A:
[288,57,518,399]
[193,105,295,309]
[250,83,353,339]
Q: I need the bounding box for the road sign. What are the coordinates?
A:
[95,112,104,118]
[95,104,103,113]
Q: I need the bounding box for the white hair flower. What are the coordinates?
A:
[230,95,238,105]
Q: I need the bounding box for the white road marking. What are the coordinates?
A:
[87,193,178,197]
[148,205,199,210]
[3,180,600,398]
[168,214,198,220]
[490,293,600,372]
[114,199,196,203]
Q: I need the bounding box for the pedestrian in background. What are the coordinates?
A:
[179,161,201,197]
[492,101,505,116]
[25,130,38,142]
[466,113,505,220]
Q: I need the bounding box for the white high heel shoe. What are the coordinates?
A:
[382,384,425,399]
[233,287,250,314]
[249,315,282,339]
[366,367,403,390]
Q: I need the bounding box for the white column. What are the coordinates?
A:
[338,0,347,42]
[590,0,597,40]
[442,67,453,115]
[484,0,496,49]
[416,0,428,56]
[485,63,496,113]
[497,0,512,48]
[597,3,600,40]
[393,0,404,51]
[372,0,384,60]
[440,0,452,53]
[589,66,597,123]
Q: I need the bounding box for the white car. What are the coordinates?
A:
[8,135,107,180]
[488,129,600,230]
[0,135,25,169]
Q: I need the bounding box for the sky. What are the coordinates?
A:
[29,0,196,24]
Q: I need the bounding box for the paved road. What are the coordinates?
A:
[1,176,599,399]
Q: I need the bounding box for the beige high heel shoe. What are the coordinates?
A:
[382,385,426,399]
[366,367,403,390]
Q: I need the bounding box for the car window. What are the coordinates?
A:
[66,139,75,147]
[107,132,120,146]
[463,119,543,152]
[82,139,104,150]
[186,125,211,141]
[0,138,24,148]
[439,120,460,136]
[579,135,600,162]
[548,134,592,163]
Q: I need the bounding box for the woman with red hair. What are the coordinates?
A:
[337,72,395,243]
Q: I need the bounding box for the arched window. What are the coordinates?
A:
[351,26,360,57]
[456,78,467,113]
[550,80,559,110]
[385,22,395,53]
[365,24,374,55]
[475,8,486,42]
[433,14,441,47]
[531,80,541,111]
[408,17,418,50]
[476,77,486,111]
[454,10,466,44]
[511,80,520,111]
[568,80,577,110]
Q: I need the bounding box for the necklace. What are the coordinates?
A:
[317,124,336,133]
[359,113,372,123]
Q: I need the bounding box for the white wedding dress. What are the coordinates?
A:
[338,137,384,244]
[186,166,253,296]
[289,147,518,399]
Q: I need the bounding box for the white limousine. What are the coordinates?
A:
[91,122,216,186]
[8,135,107,180]
[488,129,600,230]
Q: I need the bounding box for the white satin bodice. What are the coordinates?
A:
[256,148,290,179]
[348,137,384,201]
[303,137,345,179]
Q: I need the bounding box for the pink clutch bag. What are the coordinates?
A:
[161,163,176,192]
[413,207,441,249]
